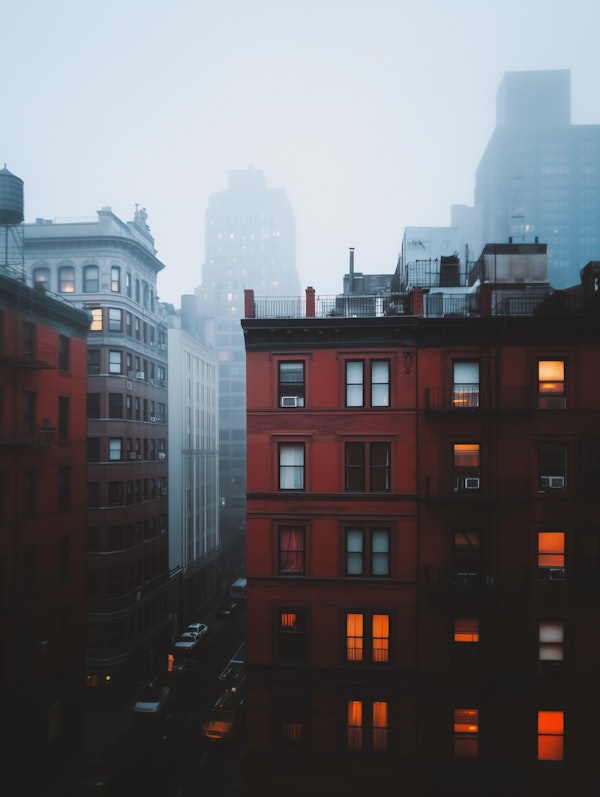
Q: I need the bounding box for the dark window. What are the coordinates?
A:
[24,545,37,593]
[453,530,481,584]
[23,322,35,357]
[87,438,100,462]
[279,527,305,574]
[83,265,99,293]
[108,526,124,551]
[58,466,70,510]
[23,390,36,432]
[278,610,306,661]
[87,393,101,419]
[108,481,123,506]
[345,443,390,492]
[58,397,69,440]
[24,470,36,517]
[108,393,123,419]
[86,527,101,551]
[86,482,100,508]
[538,443,567,491]
[108,308,122,332]
[87,349,100,375]
[278,362,305,407]
[58,335,70,372]
[59,536,70,582]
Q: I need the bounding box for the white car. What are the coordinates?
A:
[133,684,171,715]
[186,622,208,639]
[174,632,200,652]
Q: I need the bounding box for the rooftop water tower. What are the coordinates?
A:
[0,165,25,275]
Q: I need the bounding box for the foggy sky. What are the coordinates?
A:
[2,0,599,303]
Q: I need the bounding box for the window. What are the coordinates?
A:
[87,393,100,419]
[23,390,35,430]
[86,482,100,508]
[345,360,390,407]
[538,443,567,491]
[24,470,36,517]
[347,700,388,752]
[453,361,479,408]
[58,466,70,510]
[108,308,122,332]
[280,707,305,748]
[277,610,306,661]
[538,360,566,409]
[453,443,480,491]
[33,267,50,289]
[109,439,122,461]
[109,350,122,375]
[538,532,565,581]
[58,265,75,293]
[89,308,102,331]
[125,271,131,298]
[83,265,99,293]
[23,322,35,357]
[279,443,305,490]
[87,438,100,462]
[59,536,70,583]
[58,396,69,440]
[454,617,480,643]
[108,393,122,419]
[345,528,390,576]
[58,335,70,372]
[453,530,481,584]
[345,443,390,492]
[279,527,305,574]
[453,617,480,667]
[111,266,121,293]
[454,709,479,757]
[539,621,564,662]
[346,612,389,663]
[278,362,305,407]
[87,350,100,375]
[538,711,564,760]
[108,481,123,506]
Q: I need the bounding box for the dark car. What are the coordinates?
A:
[217,599,238,618]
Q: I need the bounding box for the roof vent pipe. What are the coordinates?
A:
[349,247,355,293]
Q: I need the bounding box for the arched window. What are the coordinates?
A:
[58,265,75,293]
[83,265,99,293]
[33,267,50,290]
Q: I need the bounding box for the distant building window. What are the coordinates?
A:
[454,617,480,643]
[346,612,389,663]
[86,438,100,462]
[109,438,122,461]
[538,532,565,581]
[277,610,306,661]
[125,271,131,298]
[538,443,567,491]
[58,266,75,293]
[279,443,305,490]
[278,527,305,574]
[111,266,121,293]
[454,709,479,757]
[108,481,123,506]
[87,393,100,419]
[539,621,564,662]
[86,482,100,508]
[278,362,305,407]
[108,308,122,332]
[83,265,99,293]
[108,393,122,419]
[87,308,101,332]
[538,711,564,760]
[538,360,566,409]
[453,443,480,491]
[453,361,479,408]
[33,267,50,289]
[347,700,388,752]
[58,466,70,511]
[58,396,69,440]
[23,322,35,357]
[58,335,70,372]
[109,350,122,375]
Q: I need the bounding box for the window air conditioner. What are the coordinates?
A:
[464,477,480,489]
[540,475,565,489]
[281,396,300,407]
[158,451,166,461]
[548,567,565,581]
[136,372,145,379]
[128,452,137,460]
[150,416,157,423]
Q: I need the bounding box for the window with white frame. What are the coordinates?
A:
[109,350,122,375]
[345,528,390,576]
[83,265,99,293]
[453,361,480,408]
[109,438,122,461]
[345,359,390,407]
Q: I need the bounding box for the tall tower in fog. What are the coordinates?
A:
[196,168,300,556]
[475,69,600,288]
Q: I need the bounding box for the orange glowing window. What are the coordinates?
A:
[281,612,297,630]
[538,532,565,568]
[538,710,564,760]
[454,617,480,643]
[454,443,480,468]
[454,708,479,757]
[282,719,303,744]
[89,308,103,331]
[538,361,564,394]
[372,614,389,662]
[372,701,388,751]
[347,700,363,750]
[347,614,364,661]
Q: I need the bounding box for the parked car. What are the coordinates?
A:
[201,688,245,742]
[186,622,208,639]
[217,599,238,618]
[133,683,171,715]
[174,632,201,652]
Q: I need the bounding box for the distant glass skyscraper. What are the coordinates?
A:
[475,69,600,288]
[196,168,300,553]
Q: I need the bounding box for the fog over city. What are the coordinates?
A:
[2,0,599,304]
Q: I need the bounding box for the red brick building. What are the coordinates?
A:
[242,249,600,796]
[0,272,89,792]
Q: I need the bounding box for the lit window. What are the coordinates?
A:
[347,699,388,752]
[111,266,121,293]
[346,614,363,661]
[454,443,480,491]
[109,439,122,461]
[372,701,388,751]
[454,617,480,642]
[346,612,389,663]
[372,614,389,662]
[538,532,565,581]
[347,700,363,750]
[538,711,564,760]
[453,361,479,408]
[279,443,305,490]
[33,267,50,289]
[58,266,75,293]
[539,621,564,662]
[538,361,566,409]
[89,308,102,332]
[454,708,479,757]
